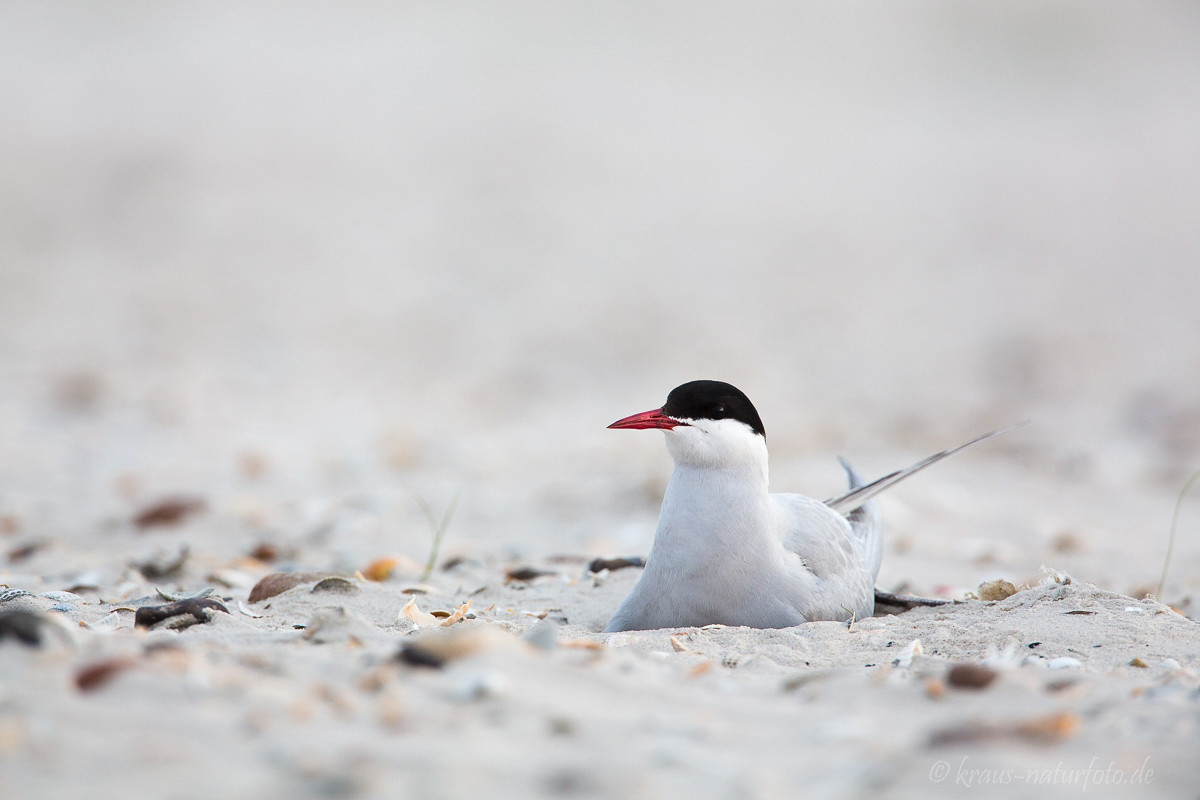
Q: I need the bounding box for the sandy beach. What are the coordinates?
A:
[2,3,1199,798]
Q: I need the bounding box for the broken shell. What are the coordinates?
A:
[438,601,472,627]
[237,601,265,619]
[399,597,438,628]
[891,639,923,669]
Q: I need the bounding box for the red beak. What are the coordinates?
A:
[607,408,688,431]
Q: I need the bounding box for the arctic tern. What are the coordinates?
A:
[603,380,1017,633]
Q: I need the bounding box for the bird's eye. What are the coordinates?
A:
[711,404,726,418]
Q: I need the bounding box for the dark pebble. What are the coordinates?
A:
[947,663,999,689]
[134,596,230,628]
[0,609,44,646]
[587,556,646,573]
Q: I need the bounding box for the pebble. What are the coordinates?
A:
[946,663,998,689]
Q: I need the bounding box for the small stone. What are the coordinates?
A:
[0,609,44,646]
[132,496,206,530]
[1129,657,1148,668]
[134,596,230,629]
[75,657,137,692]
[977,579,1018,602]
[946,663,998,689]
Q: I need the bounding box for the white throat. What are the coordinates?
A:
[662,418,769,484]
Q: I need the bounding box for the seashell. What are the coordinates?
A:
[155,587,214,602]
[362,557,399,582]
[311,577,360,595]
[41,591,86,605]
[399,597,438,628]
[248,572,335,603]
[84,611,125,632]
[237,601,265,619]
[438,601,472,627]
[891,639,923,669]
[0,589,34,604]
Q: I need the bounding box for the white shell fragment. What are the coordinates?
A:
[891,639,923,669]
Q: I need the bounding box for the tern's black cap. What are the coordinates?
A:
[662,380,765,437]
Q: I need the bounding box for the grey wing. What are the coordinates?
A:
[772,493,862,581]
[771,492,876,620]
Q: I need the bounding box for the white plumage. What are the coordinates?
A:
[603,381,1015,632]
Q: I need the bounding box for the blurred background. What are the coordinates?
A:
[2,2,1198,600]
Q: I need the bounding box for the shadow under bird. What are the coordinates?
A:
[603,380,1020,633]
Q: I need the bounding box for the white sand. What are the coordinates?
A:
[2,3,1199,798]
